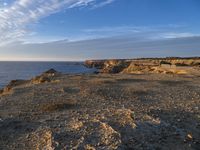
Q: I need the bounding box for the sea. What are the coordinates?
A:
[0,61,95,88]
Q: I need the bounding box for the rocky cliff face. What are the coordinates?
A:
[85,59,130,73]
[85,57,200,74]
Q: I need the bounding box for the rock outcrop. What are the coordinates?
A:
[31,68,60,84]
[0,80,29,95]
[85,57,200,74]
[0,69,60,96]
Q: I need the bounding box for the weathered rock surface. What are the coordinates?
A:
[0,70,200,149]
[85,57,200,74]
[31,68,60,84]
[0,69,60,96]
[0,80,29,95]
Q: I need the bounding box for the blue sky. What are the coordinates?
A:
[0,0,200,61]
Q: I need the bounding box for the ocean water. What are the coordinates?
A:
[0,61,95,88]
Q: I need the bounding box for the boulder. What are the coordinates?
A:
[31,69,59,84]
[44,68,58,74]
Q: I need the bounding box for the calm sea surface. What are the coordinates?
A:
[0,61,95,88]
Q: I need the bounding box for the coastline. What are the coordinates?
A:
[0,58,200,149]
[84,57,200,74]
[0,61,94,89]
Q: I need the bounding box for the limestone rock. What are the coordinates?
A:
[85,57,200,74]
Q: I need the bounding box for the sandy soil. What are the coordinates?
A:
[0,71,200,150]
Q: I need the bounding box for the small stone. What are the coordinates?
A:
[54,141,60,147]
[44,68,58,74]
[187,134,193,140]
[26,134,30,138]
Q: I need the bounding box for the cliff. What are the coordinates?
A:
[85,57,200,74]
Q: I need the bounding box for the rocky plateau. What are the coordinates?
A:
[0,58,200,150]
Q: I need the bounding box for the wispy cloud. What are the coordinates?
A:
[0,0,115,46]
[159,32,198,39]
[83,25,199,41]
[83,26,143,33]
[83,24,185,33]
[92,0,115,8]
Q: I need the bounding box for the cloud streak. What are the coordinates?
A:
[92,0,115,8]
[82,25,199,41]
[0,0,115,46]
[1,35,200,61]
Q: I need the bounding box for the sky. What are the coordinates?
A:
[0,0,200,61]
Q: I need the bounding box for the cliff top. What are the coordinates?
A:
[0,70,200,149]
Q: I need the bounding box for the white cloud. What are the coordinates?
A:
[3,2,7,6]
[83,24,187,34]
[0,0,115,46]
[160,32,197,39]
[82,25,199,41]
[92,0,115,8]
[83,26,143,33]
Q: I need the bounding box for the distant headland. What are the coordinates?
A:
[85,57,200,75]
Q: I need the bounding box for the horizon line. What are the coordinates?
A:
[0,56,200,62]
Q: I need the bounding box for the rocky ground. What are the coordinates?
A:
[0,69,200,150]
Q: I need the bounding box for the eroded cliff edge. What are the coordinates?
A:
[85,57,200,75]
